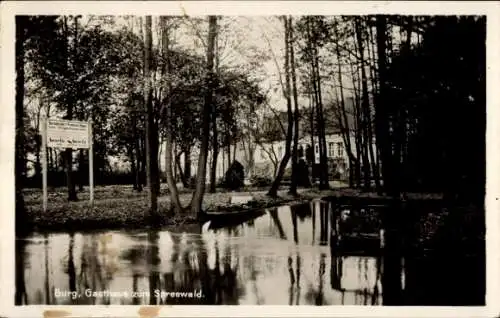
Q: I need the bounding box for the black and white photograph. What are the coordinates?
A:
[1,1,499,317]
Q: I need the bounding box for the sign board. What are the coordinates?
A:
[47,119,89,149]
[42,117,94,212]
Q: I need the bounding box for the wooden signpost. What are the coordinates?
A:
[41,118,94,212]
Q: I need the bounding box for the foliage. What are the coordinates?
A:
[383,16,485,202]
[17,15,486,208]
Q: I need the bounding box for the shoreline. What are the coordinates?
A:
[20,185,458,233]
[22,186,326,233]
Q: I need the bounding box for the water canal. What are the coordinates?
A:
[15,200,485,306]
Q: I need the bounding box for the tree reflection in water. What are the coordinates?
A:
[329,200,383,305]
[287,256,294,305]
[15,235,27,305]
[295,254,301,305]
[16,201,409,306]
[148,230,160,305]
[44,234,50,304]
[319,202,329,246]
[61,232,77,304]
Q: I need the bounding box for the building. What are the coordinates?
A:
[161,132,377,183]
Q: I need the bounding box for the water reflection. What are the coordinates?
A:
[15,200,484,306]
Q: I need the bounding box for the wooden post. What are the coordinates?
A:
[42,117,48,213]
[88,120,94,207]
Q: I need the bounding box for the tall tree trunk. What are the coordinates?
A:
[190,15,217,216]
[176,152,188,188]
[184,145,191,185]
[209,29,220,193]
[375,16,397,197]
[241,138,255,180]
[306,18,321,187]
[289,16,300,196]
[351,75,363,188]
[63,125,76,199]
[226,127,231,167]
[209,148,219,193]
[309,18,329,190]
[173,142,178,182]
[332,18,358,188]
[367,24,383,193]
[132,116,143,192]
[315,77,328,189]
[161,16,183,214]
[34,108,42,184]
[129,146,138,190]
[15,16,28,232]
[268,16,294,198]
[64,16,78,201]
[333,81,355,188]
[144,16,159,218]
[308,90,316,182]
[367,23,383,192]
[77,149,84,191]
[354,18,373,191]
[54,150,59,174]
[398,17,413,194]
[141,134,146,186]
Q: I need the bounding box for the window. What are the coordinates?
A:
[337,142,343,157]
[278,146,283,156]
[315,145,319,154]
[328,142,335,157]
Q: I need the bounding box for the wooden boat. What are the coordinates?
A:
[201,208,267,230]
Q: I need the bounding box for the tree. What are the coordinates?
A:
[15,16,29,232]
[26,15,126,196]
[144,16,160,218]
[330,17,359,188]
[302,16,329,190]
[375,15,396,196]
[209,19,220,193]
[268,16,294,198]
[160,16,183,214]
[354,17,375,191]
[190,15,217,216]
[381,16,485,203]
[63,16,79,201]
[289,16,300,196]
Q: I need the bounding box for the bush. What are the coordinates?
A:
[223,160,245,190]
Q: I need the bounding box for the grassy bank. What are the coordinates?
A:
[23,184,331,231]
[21,184,482,241]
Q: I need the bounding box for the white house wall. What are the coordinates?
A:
[160,133,377,181]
